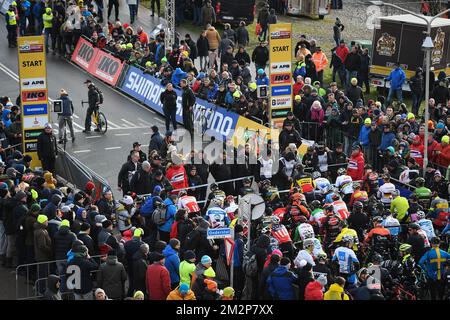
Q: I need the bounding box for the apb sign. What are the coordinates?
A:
[18,35,48,169]
[207,228,232,239]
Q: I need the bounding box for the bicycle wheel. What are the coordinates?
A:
[63,127,67,151]
[98,112,107,134]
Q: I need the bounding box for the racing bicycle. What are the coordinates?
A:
[81,101,108,134]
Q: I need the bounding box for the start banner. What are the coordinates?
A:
[18,35,49,169]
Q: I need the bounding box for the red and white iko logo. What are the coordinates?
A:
[270,73,291,84]
[22,90,47,103]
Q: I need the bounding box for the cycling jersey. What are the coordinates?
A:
[296,175,314,193]
[334,227,359,251]
[377,182,396,204]
[309,208,326,227]
[349,189,368,207]
[390,196,410,223]
[335,175,354,195]
[332,200,350,220]
[430,197,449,228]
[314,177,331,194]
[294,249,316,267]
[417,229,430,248]
[382,216,401,237]
[178,195,200,214]
[364,171,379,196]
[271,223,291,244]
[205,206,230,228]
[333,247,359,275]
[296,223,315,241]
[417,218,436,240]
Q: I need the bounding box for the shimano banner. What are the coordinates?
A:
[119,66,239,141]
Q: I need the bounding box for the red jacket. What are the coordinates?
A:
[304,281,324,300]
[335,45,349,63]
[146,263,171,300]
[428,139,440,163]
[293,81,304,96]
[410,143,424,167]
[347,151,365,181]
[435,143,450,168]
[166,164,189,193]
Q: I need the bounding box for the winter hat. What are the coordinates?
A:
[6,167,17,179]
[223,287,235,298]
[386,146,395,154]
[204,279,217,291]
[0,182,8,190]
[133,291,144,299]
[442,135,450,144]
[179,283,189,295]
[30,203,41,213]
[95,288,105,297]
[204,267,216,278]
[351,78,358,85]
[121,195,134,206]
[37,215,48,224]
[102,220,112,229]
[436,122,445,129]
[407,112,415,120]
[76,207,85,218]
[14,190,27,201]
[31,189,39,200]
[80,222,90,232]
[95,214,107,224]
[85,181,95,192]
[364,118,372,125]
[317,274,327,287]
[271,249,283,257]
[183,250,196,261]
[61,206,72,214]
[60,219,70,228]
[295,95,301,101]
[133,228,144,238]
[201,255,212,265]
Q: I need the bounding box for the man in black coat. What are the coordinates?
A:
[124,229,144,296]
[236,21,249,47]
[11,190,28,266]
[185,34,198,62]
[251,41,269,72]
[148,125,164,154]
[66,245,98,300]
[83,79,100,133]
[77,223,96,256]
[117,151,141,196]
[129,161,153,196]
[160,83,178,133]
[132,243,149,296]
[37,123,58,173]
[181,79,196,134]
[53,219,77,292]
[278,121,302,152]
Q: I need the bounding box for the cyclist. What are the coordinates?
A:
[334,167,354,203]
[204,198,230,229]
[271,215,294,260]
[334,220,359,252]
[390,189,410,224]
[364,216,392,261]
[331,193,350,220]
[429,195,449,232]
[177,190,201,217]
[332,235,360,286]
[294,237,316,267]
[348,182,368,208]
[362,165,379,197]
[398,243,416,292]
[419,237,450,300]
[308,200,326,231]
[416,210,436,240]
[83,79,101,133]
[413,177,432,210]
[204,183,226,211]
[347,201,370,242]
[320,205,342,255]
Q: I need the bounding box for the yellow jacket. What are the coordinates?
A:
[324,284,350,300]
[334,227,359,251]
[166,288,196,300]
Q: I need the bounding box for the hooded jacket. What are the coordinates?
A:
[67,255,98,295]
[2,109,12,128]
[159,198,177,233]
[53,226,77,260]
[386,67,406,90]
[304,280,324,300]
[324,283,350,300]
[171,68,187,87]
[43,274,62,300]
[163,244,181,285]
[97,255,127,299]
[267,265,298,300]
[34,222,52,262]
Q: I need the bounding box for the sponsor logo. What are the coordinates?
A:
[75,41,96,67]
[271,85,292,96]
[94,55,121,81]
[23,115,49,129]
[272,45,290,52]
[270,73,291,84]
[271,96,292,108]
[24,141,38,153]
[19,43,44,53]
[271,108,292,118]
[270,62,291,73]
[21,78,46,90]
[270,30,291,40]
[21,90,47,103]
[24,129,44,141]
[23,104,48,116]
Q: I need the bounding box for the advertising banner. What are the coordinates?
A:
[71,37,98,72]
[119,66,239,141]
[18,35,48,169]
[269,23,292,128]
[89,49,124,86]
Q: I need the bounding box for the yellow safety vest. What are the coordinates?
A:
[7,11,16,26]
[42,12,53,29]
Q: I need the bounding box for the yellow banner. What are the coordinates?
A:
[269,23,292,129]
[18,36,48,169]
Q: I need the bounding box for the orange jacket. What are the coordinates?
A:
[311,51,329,72]
[364,226,390,243]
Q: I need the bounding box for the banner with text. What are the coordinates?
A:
[269,23,293,129]
[18,35,48,169]
[71,37,99,72]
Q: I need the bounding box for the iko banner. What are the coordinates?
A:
[71,37,99,72]
[89,49,124,86]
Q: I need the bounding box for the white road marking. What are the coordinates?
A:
[73,149,91,153]
[0,62,19,81]
[115,133,131,136]
[85,135,102,139]
[143,132,152,135]
[155,118,164,123]
[138,118,152,125]
[73,113,80,119]
[106,120,121,129]
[72,122,85,131]
[121,119,138,127]
[104,146,122,150]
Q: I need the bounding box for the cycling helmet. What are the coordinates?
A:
[399,243,412,252]
[372,216,383,224]
[317,252,327,261]
[310,200,322,210]
[271,215,281,225]
[337,168,346,176]
[342,235,354,244]
[312,171,321,180]
[261,226,270,234]
[408,223,420,230]
[303,238,315,248]
[416,211,426,220]
[302,227,314,239]
[211,183,220,192]
[371,253,383,264]
[353,182,360,189]
[225,195,235,204]
[257,68,264,75]
[211,197,224,208]
[178,190,187,197]
[430,237,441,246]
[353,201,364,210]
[415,177,425,185]
[261,179,272,188]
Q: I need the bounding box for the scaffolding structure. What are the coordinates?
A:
[165,0,176,48]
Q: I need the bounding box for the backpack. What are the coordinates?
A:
[140,197,155,217]
[183,229,200,251]
[242,251,258,277]
[152,204,168,226]
[95,86,104,104]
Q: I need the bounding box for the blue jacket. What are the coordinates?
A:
[386,67,406,90]
[267,265,297,300]
[171,68,187,87]
[32,2,44,20]
[60,95,74,116]
[2,109,12,128]
[256,75,269,86]
[358,125,371,147]
[159,198,177,232]
[419,247,450,281]
[207,83,219,101]
[225,91,235,106]
[162,244,180,284]
[379,132,395,151]
[21,0,31,16]
[233,235,244,268]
